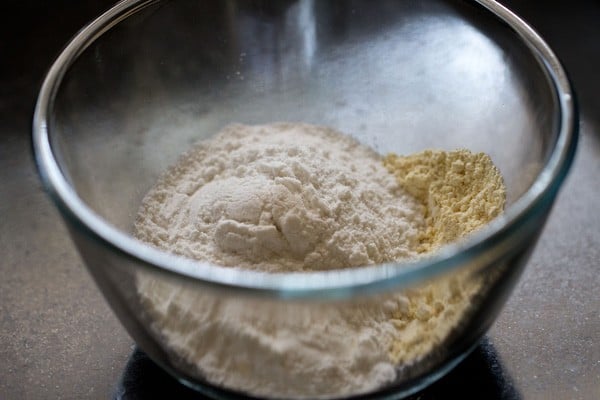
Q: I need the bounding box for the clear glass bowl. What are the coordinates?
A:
[33,0,577,399]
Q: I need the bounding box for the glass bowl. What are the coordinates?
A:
[33,0,577,399]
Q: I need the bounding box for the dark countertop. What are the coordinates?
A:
[1,1,598,399]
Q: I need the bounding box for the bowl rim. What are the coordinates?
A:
[32,0,578,299]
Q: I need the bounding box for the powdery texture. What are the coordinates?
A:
[134,125,507,399]
[135,123,424,398]
[135,123,424,272]
[137,281,403,398]
[384,149,506,363]
[384,149,506,252]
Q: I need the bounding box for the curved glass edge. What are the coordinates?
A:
[32,0,578,299]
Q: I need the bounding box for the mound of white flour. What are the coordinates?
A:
[135,123,424,272]
[134,123,426,398]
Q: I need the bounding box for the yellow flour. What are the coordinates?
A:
[384,149,506,252]
[383,149,506,364]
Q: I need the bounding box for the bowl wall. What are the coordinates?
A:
[51,0,558,231]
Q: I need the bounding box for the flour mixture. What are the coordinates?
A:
[134,123,506,398]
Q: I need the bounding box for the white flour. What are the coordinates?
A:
[135,123,424,271]
[137,281,409,398]
[134,123,425,398]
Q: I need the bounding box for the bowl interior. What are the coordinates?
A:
[49,0,559,234]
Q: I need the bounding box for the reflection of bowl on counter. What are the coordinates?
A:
[33,0,577,399]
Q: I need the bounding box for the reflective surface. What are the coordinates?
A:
[1,0,598,399]
[53,0,557,228]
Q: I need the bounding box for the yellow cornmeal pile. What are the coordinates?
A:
[384,149,506,252]
[382,149,506,364]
